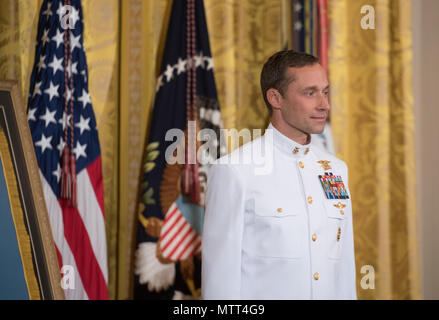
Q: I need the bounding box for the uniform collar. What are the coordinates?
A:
[266,123,312,158]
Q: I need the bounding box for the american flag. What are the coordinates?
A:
[27,0,108,300]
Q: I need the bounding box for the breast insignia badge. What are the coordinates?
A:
[317,160,332,170]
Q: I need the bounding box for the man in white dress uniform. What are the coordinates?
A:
[201,50,357,300]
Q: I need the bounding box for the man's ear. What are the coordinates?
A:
[266,88,282,111]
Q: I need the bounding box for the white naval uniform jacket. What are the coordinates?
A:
[202,123,357,300]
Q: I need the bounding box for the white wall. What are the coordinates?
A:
[412,0,439,300]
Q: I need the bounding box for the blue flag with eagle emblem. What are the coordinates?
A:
[134,0,225,299]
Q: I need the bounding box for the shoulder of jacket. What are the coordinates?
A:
[214,135,264,166]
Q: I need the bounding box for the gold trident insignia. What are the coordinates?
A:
[317,160,332,170]
[333,202,346,209]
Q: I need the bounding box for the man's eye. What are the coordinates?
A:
[305,91,314,96]
[323,91,329,96]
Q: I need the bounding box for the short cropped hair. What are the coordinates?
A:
[260,50,319,114]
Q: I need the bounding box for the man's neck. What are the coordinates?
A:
[271,120,311,145]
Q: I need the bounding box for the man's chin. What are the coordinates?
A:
[309,126,326,135]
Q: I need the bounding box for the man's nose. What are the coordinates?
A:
[318,94,330,111]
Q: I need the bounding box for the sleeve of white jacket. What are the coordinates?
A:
[201,162,246,300]
[337,162,357,299]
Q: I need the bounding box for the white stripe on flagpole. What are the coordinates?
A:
[39,171,89,300]
[76,169,108,283]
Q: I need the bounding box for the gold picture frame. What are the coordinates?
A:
[0,80,64,300]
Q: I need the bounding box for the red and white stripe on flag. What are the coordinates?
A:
[40,156,108,300]
[159,202,202,261]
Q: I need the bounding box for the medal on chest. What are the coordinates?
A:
[318,172,350,199]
